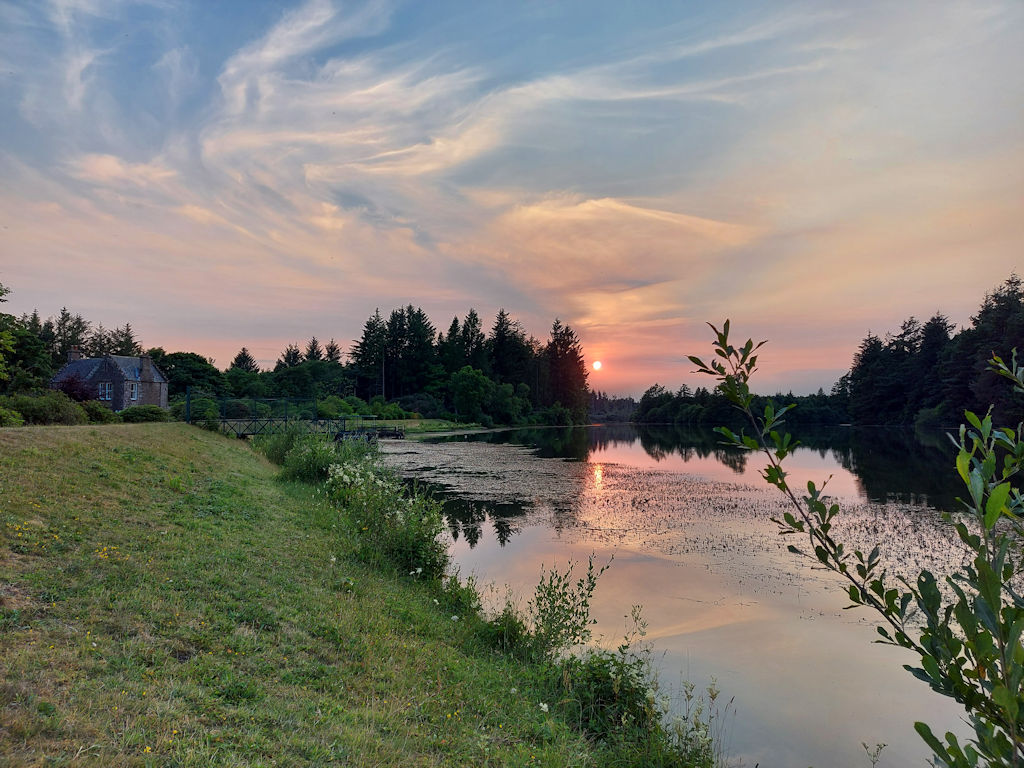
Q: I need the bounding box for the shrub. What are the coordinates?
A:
[316,395,353,419]
[325,460,449,580]
[252,424,307,466]
[529,556,609,661]
[52,373,95,402]
[119,405,169,423]
[280,435,341,483]
[222,399,251,418]
[0,391,87,425]
[396,393,443,419]
[0,406,24,427]
[170,396,218,423]
[80,400,120,424]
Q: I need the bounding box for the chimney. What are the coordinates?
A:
[140,355,154,381]
[67,345,83,362]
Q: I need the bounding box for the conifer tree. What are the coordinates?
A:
[305,337,324,361]
[230,347,260,373]
[324,338,342,363]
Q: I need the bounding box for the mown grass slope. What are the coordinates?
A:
[0,424,593,767]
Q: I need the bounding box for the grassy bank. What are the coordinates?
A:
[0,424,608,766]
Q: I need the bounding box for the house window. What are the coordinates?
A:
[98,382,112,401]
[129,382,139,400]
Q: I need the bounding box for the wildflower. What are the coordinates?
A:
[539,702,548,713]
[451,615,459,621]
[510,687,517,694]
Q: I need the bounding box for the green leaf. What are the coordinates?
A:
[992,685,1019,720]
[985,482,1011,529]
[956,451,970,485]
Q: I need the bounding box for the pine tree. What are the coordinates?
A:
[275,343,303,370]
[544,319,589,423]
[351,310,386,399]
[111,323,142,355]
[52,308,90,367]
[487,308,531,387]
[230,347,260,373]
[437,316,464,376]
[305,337,324,362]
[324,338,342,363]
[87,324,115,357]
[461,309,487,372]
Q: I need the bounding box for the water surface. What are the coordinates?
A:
[381,424,970,768]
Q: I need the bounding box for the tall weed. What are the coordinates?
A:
[252,424,306,465]
[324,456,448,580]
[280,436,341,482]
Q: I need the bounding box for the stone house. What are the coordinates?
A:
[51,348,169,412]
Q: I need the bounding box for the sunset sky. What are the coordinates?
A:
[2,0,1022,396]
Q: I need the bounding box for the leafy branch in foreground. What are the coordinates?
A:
[690,321,1024,768]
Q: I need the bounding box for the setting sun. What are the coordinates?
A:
[593,361,602,370]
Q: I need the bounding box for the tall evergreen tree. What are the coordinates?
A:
[229,347,260,373]
[848,333,887,424]
[544,319,589,423]
[401,306,438,396]
[351,310,386,399]
[437,316,465,376]
[275,343,303,370]
[305,337,324,362]
[87,324,115,357]
[111,323,142,355]
[324,338,342,363]
[51,307,90,367]
[487,309,532,387]
[461,309,487,372]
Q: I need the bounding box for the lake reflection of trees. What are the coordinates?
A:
[429,423,961,549]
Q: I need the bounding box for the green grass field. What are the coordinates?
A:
[0,424,597,767]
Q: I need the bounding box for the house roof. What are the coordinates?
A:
[52,358,102,383]
[52,355,168,384]
[109,355,168,383]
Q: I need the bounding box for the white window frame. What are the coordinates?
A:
[98,382,112,400]
[129,381,139,400]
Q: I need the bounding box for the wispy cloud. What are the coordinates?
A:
[2,0,1022,393]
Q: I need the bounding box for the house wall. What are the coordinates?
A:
[53,355,169,412]
[94,359,125,411]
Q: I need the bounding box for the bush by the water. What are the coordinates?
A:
[252,424,306,466]
[0,391,87,425]
[280,436,342,483]
[325,462,448,579]
[119,405,170,423]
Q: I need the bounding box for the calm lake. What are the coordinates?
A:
[381,424,970,768]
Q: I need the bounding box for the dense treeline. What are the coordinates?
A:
[0,282,590,427]
[633,274,1024,429]
[589,391,638,422]
[631,383,846,428]
[347,306,590,424]
[846,275,1024,427]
